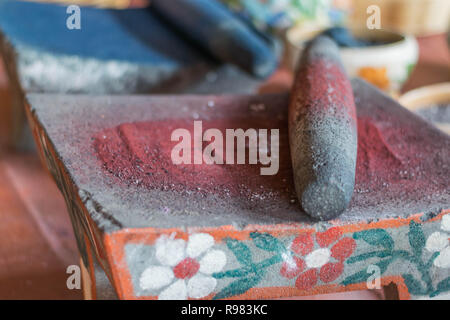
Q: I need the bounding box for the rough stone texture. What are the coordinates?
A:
[289,36,357,221]
[26,79,449,231]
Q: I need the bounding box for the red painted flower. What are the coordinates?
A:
[280,228,356,290]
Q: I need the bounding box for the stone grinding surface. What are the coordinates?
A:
[0,0,261,94]
[417,103,450,123]
[95,118,287,199]
[26,79,450,232]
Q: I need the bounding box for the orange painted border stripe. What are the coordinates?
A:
[107,209,449,246]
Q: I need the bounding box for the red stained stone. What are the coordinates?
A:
[353,113,448,201]
[295,269,317,291]
[91,86,450,225]
[280,256,305,279]
[331,238,356,261]
[173,258,200,279]
[27,78,449,237]
[94,119,288,198]
[319,262,344,283]
[316,227,342,248]
[356,119,404,184]
[293,59,357,121]
[93,108,449,213]
[291,233,314,256]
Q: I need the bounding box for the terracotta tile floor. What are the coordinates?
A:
[402,34,450,92]
[0,153,82,299]
[0,34,447,300]
[1,54,81,298]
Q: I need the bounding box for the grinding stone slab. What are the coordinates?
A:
[0,0,200,94]
[25,79,450,300]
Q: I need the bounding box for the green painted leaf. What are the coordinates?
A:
[392,249,413,260]
[250,232,285,252]
[353,229,394,251]
[346,250,391,264]
[426,252,440,268]
[376,258,392,274]
[432,277,450,297]
[402,274,428,296]
[341,269,371,286]
[408,221,425,258]
[213,273,262,300]
[342,258,392,286]
[213,268,249,279]
[226,238,253,266]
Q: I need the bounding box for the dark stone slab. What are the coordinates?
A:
[25,79,450,233]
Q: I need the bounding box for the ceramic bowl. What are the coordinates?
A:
[399,82,450,134]
[286,27,419,94]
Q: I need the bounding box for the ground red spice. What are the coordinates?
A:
[354,115,447,196]
[94,118,293,199]
[356,117,403,184]
[94,113,447,201]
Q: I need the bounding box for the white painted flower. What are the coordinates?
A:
[425,215,450,268]
[305,248,331,268]
[139,233,226,300]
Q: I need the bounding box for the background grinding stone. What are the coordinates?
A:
[0,0,262,149]
[0,0,261,94]
[26,79,450,232]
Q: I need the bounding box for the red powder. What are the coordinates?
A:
[291,59,357,122]
[94,114,447,201]
[356,117,403,183]
[354,115,448,196]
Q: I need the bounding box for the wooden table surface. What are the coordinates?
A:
[0,34,447,300]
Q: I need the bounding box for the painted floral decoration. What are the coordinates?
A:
[342,219,450,298]
[139,233,226,300]
[279,227,356,289]
[132,216,450,300]
[425,215,450,268]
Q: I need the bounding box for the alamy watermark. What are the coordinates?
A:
[367,4,381,29]
[366,264,381,289]
[171,121,280,175]
[66,265,81,290]
[66,5,81,30]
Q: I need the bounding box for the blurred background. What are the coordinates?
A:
[0,0,448,299]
